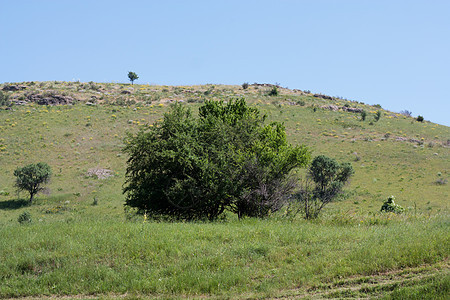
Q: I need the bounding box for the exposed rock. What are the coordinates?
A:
[342,106,364,113]
[121,90,131,94]
[27,93,74,105]
[321,105,339,111]
[313,94,333,100]
[86,168,113,179]
[250,83,282,88]
[2,85,26,91]
[12,100,28,105]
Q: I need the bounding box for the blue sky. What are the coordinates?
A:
[1,0,449,126]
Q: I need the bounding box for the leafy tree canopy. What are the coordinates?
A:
[292,155,354,219]
[128,71,139,84]
[14,162,52,203]
[123,99,310,220]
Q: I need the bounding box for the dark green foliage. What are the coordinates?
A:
[268,86,279,96]
[381,195,404,214]
[123,99,310,220]
[17,211,32,224]
[417,115,424,122]
[14,163,51,203]
[242,82,249,90]
[375,110,382,122]
[0,91,10,106]
[293,155,354,219]
[127,71,139,85]
[361,110,367,121]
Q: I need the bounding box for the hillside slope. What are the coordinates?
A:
[0,81,449,221]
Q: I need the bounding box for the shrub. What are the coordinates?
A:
[242,82,249,90]
[380,195,404,214]
[0,91,10,106]
[123,99,310,220]
[268,86,279,96]
[417,115,424,122]
[374,110,382,122]
[434,178,447,185]
[18,211,32,224]
[290,155,354,219]
[14,163,52,203]
[361,110,367,121]
[400,110,412,117]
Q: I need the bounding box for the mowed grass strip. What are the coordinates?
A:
[0,215,448,298]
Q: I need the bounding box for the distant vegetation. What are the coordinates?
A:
[127,71,139,85]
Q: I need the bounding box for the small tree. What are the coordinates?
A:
[0,91,10,106]
[14,163,51,203]
[361,110,367,121]
[375,110,382,122]
[128,71,139,85]
[293,155,354,219]
[268,86,279,96]
[417,115,424,122]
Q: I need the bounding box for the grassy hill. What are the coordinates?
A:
[0,81,448,298]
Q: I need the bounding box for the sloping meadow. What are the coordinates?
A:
[0,82,448,297]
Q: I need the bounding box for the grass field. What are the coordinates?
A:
[0,81,448,298]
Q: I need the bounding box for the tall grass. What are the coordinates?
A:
[0,214,448,298]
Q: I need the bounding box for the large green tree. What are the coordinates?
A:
[14,163,52,203]
[123,99,310,220]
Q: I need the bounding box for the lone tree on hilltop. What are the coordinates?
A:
[14,163,52,203]
[128,71,139,85]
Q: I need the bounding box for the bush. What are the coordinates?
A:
[417,115,424,122]
[290,155,354,219]
[242,82,249,90]
[268,86,279,96]
[374,110,382,122]
[14,163,52,203]
[400,110,412,117]
[0,91,10,106]
[123,99,310,220]
[434,178,447,185]
[380,195,404,214]
[361,110,367,121]
[18,211,32,224]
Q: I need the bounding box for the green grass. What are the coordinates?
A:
[0,215,448,298]
[0,81,449,298]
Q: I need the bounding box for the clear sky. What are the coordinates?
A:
[1,0,449,126]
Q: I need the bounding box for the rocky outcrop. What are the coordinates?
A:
[342,106,364,113]
[321,104,339,111]
[2,85,26,91]
[27,93,74,105]
[313,94,333,100]
[87,168,113,179]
